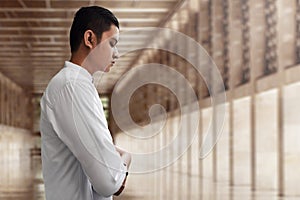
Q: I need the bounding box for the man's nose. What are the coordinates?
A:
[113,47,119,59]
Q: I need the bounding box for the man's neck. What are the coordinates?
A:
[70,53,93,75]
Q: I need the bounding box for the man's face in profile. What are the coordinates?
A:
[83,24,119,74]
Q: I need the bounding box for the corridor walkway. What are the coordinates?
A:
[0,125,299,200]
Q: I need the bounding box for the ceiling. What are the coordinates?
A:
[0,0,184,94]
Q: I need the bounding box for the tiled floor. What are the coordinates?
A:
[1,129,300,200]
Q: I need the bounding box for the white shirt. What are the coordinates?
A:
[40,61,126,200]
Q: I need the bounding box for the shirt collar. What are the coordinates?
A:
[64,61,93,82]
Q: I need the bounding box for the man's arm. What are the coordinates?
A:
[114,146,131,196]
[50,81,127,197]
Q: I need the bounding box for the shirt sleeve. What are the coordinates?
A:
[47,80,126,197]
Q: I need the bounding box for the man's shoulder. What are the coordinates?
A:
[42,65,94,105]
[46,67,68,93]
[47,65,87,91]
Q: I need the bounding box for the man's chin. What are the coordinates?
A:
[96,66,111,73]
[104,65,113,72]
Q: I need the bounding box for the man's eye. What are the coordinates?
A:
[110,41,116,47]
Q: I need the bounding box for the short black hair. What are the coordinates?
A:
[70,6,119,53]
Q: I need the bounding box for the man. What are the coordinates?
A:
[40,6,131,200]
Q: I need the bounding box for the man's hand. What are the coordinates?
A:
[115,146,131,168]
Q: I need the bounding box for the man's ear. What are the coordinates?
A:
[83,30,95,49]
